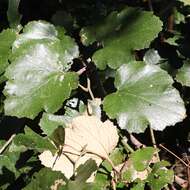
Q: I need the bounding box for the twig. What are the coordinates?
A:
[149,127,160,161]
[159,144,190,169]
[0,134,16,154]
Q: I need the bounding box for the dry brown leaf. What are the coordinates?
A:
[39,115,119,181]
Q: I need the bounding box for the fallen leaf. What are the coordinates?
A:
[39,115,119,182]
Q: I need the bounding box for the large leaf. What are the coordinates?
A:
[80,7,162,69]
[0,29,16,76]
[3,21,79,119]
[103,62,186,133]
[39,115,118,180]
[176,63,190,87]
[4,43,78,119]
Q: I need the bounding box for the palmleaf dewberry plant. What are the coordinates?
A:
[0,0,190,189]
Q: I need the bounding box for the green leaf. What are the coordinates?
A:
[176,63,190,87]
[51,126,65,148]
[0,155,17,174]
[13,127,56,153]
[12,21,79,71]
[143,49,161,65]
[0,29,16,76]
[103,62,186,133]
[131,181,145,190]
[80,7,162,69]
[130,147,155,171]
[39,113,67,137]
[39,99,82,137]
[102,148,125,172]
[87,172,109,190]
[4,21,79,119]
[4,43,78,119]
[67,159,97,190]
[7,0,22,28]
[12,21,57,49]
[23,168,66,190]
[147,161,174,190]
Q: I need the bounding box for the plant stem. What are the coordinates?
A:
[121,137,134,153]
[79,78,95,100]
[149,127,160,161]
[159,144,190,169]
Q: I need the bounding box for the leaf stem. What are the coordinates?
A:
[149,127,160,161]
[0,134,16,154]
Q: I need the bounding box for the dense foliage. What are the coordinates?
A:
[0,0,190,189]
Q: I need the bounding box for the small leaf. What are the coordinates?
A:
[23,168,66,190]
[102,148,125,172]
[131,181,145,190]
[130,147,155,171]
[103,61,186,133]
[80,7,162,69]
[176,63,190,87]
[0,29,16,76]
[143,49,161,65]
[13,127,56,153]
[147,161,174,190]
[39,113,67,137]
[0,155,17,174]
[51,126,65,148]
[66,160,97,190]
